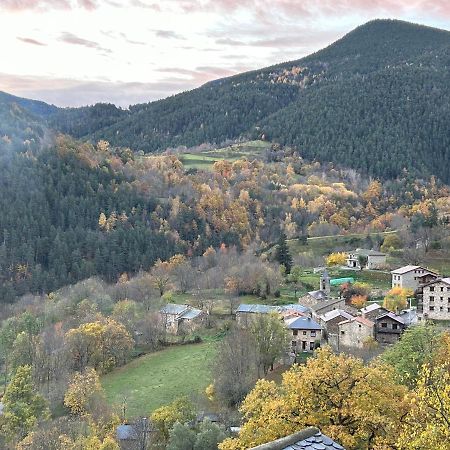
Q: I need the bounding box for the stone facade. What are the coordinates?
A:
[287,317,322,353]
[338,316,375,349]
[420,278,450,321]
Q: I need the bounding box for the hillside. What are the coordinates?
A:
[38,19,450,183]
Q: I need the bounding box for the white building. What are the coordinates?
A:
[346,249,386,270]
[391,265,439,290]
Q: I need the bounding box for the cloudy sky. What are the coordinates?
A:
[1,0,449,107]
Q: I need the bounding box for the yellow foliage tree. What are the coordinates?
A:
[398,363,450,450]
[325,252,347,266]
[383,287,413,313]
[150,397,196,440]
[351,294,368,309]
[219,347,409,450]
[64,368,103,416]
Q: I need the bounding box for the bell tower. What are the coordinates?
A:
[320,270,331,294]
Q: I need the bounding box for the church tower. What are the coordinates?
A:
[320,270,331,294]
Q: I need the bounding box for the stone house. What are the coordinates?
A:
[159,303,204,334]
[346,249,386,270]
[391,265,439,290]
[374,312,405,344]
[319,309,355,336]
[286,316,322,353]
[338,316,375,349]
[419,277,450,321]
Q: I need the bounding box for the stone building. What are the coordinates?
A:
[159,303,204,334]
[338,316,375,349]
[346,249,386,270]
[286,316,322,353]
[419,277,450,321]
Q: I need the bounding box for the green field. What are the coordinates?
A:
[179,140,271,170]
[102,342,218,418]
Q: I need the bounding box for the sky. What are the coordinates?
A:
[0,0,449,107]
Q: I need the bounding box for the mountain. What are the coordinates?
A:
[0,96,51,153]
[8,19,450,182]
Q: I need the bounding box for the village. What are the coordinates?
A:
[159,248,448,364]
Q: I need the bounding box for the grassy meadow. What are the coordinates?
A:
[102,341,218,418]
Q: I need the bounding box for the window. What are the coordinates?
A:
[441,297,444,301]
[341,330,345,335]
[292,341,297,347]
[393,323,398,330]
[430,306,435,311]
[441,287,445,292]
[293,330,298,336]
[311,331,316,337]
[310,342,314,351]
[430,296,435,302]
[430,286,435,292]
[358,324,361,328]
[440,307,443,312]
[448,308,450,313]
[303,331,307,335]
[381,322,387,328]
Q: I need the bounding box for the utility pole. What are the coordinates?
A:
[141,417,148,450]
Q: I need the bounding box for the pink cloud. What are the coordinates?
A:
[0,0,98,11]
[17,36,46,46]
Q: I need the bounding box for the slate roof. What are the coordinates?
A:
[339,316,374,327]
[287,317,322,331]
[179,307,202,320]
[311,298,344,313]
[376,311,405,324]
[250,427,345,450]
[320,309,354,322]
[398,308,417,326]
[360,303,382,315]
[422,277,450,287]
[307,290,328,301]
[391,265,438,275]
[236,304,309,315]
[348,248,386,257]
[116,424,138,441]
[160,303,189,315]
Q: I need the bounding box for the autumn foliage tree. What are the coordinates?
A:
[65,318,133,373]
[219,347,409,450]
[325,252,347,266]
[383,287,412,313]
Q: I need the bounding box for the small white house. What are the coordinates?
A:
[346,249,386,270]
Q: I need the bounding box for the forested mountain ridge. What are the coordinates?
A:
[35,19,450,183]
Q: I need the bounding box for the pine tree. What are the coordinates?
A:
[275,232,293,274]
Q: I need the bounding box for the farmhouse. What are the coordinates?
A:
[338,316,375,349]
[346,249,386,270]
[391,265,439,290]
[159,303,204,334]
[285,316,322,353]
[419,277,450,321]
